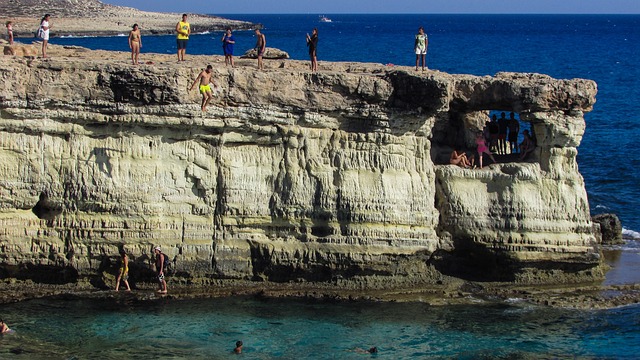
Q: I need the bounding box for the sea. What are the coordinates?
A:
[2,14,639,359]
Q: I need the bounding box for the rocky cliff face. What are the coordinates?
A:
[0,50,602,288]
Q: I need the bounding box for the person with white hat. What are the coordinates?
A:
[153,246,168,294]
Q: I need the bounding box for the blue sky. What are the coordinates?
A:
[104,0,640,14]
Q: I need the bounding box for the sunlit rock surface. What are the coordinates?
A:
[0,48,602,287]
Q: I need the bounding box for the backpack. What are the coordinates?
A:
[162,253,171,272]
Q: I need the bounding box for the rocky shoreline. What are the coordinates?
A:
[1,278,639,310]
[0,0,257,38]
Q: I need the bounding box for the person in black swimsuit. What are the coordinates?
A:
[306,28,318,72]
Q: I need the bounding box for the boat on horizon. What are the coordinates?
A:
[319,15,332,23]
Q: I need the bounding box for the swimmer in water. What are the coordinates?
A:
[1,319,12,333]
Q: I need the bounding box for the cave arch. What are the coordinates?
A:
[430,110,536,166]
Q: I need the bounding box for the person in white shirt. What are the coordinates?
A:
[414,26,428,71]
[39,14,52,58]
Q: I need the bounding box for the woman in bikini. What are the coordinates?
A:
[115,249,131,291]
[6,21,13,45]
[128,24,142,65]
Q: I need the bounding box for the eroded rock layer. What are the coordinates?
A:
[0,53,602,287]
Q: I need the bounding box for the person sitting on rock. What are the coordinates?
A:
[519,130,536,160]
[450,149,473,168]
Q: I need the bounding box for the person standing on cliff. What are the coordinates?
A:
[497,112,509,155]
[39,14,52,58]
[190,65,217,111]
[488,114,499,152]
[306,28,318,72]
[154,246,168,294]
[507,112,520,154]
[414,26,428,71]
[128,24,142,65]
[222,28,235,67]
[254,28,266,70]
[175,14,191,62]
[6,21,14,45]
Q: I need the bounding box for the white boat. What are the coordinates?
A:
[319,15,332,23]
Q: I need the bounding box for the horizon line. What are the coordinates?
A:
[213,12,640,15]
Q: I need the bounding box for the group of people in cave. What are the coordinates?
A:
[449,112,536,169]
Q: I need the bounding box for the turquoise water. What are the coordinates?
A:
[1,296,639,359]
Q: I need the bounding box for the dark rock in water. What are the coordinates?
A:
[240,47,290,59]
[592,213,623,245]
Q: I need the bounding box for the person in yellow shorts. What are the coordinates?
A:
[189,65,217,111]
[115,249,131,291]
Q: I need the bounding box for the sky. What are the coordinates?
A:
[103,0,640,14]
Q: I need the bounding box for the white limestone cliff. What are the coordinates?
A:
[0,50,602,287]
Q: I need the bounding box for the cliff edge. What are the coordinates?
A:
[0,46,602,292]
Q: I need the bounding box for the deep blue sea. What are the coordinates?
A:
[3,14,637,359]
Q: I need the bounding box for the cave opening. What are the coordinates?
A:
[32,192,63,221]
[431,110,536,166]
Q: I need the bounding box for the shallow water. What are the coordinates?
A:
[603,236,640,286]
[0,296,639,359]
